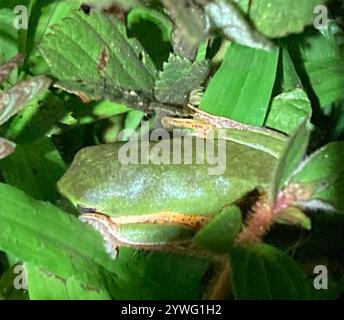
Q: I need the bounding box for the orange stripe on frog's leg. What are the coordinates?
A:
[110,211,212,231]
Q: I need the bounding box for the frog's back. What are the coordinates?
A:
[58,138,277,216]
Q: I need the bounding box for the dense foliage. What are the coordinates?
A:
[0,0,343,300]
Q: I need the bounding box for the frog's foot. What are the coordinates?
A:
[79,213,120,259]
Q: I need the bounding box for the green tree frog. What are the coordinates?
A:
[57,107,287,258]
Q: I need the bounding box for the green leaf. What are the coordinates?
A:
[281,49,302,92]
[290,142,344,212]
[205,0,273,51]
[0,137,66,202]
[155,54,209,106]
[265,88,312,135]
[248,0,326,38]
[230,243,311,299]
[288,24,344,107]
[270,120,311,201]
[201,44,279,125]
[0,183,118,297]
[26,0,82,75]
[0,7,19,61]
[40,11,156,102]
[194,205,242,253]
[25,263,111,300]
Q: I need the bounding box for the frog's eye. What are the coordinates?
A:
[77,204,97,214]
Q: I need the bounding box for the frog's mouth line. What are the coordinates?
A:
[77,204,212,230]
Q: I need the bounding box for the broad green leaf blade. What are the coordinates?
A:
[270,121,311,201]
[201,44,279,125]
[0,137,15,160]
[314,177,344,213]
[0,183,118,295]
[0,76,52,126]
[291,142,344,185]
[0,54,24,84]
[25,263,111,300]
[26,0,82,75]
[205,0,273,51]
[0,7,19,61]
[288,24,344,107]
[281,49,302,93]
[265,88,312,135]
[290,142,344,212]
[155,54,209,106]
[40,11,156,98]
[248,0,326,38]
[194,205,242,253]
[230,243,310,299]
[0,137,66,202]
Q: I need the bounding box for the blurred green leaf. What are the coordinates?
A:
[288,24,344,107]
[201,44,279,125]
[230,243,311,299]
[194,205,242,253]
[25,263,112,300]
[0,137,66,202]
[247,0,326,38]
[270,121,310,201]
[280,49,302,92]
[0,7,19,61]
[265,88,312,135]
[205,0,273,50]
[290,142,344,212]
